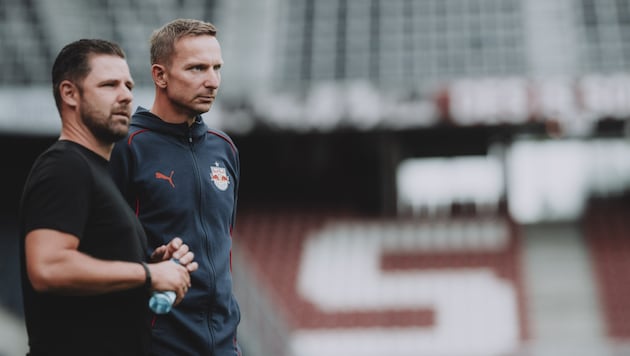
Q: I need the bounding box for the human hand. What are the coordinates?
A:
[151,237,198,273]
[148,259,191,305]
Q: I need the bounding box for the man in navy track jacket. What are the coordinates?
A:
[110,19,241,356]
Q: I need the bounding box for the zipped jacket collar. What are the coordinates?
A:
[131,106,208,139]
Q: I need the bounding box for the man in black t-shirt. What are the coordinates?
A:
[18,39,199,355]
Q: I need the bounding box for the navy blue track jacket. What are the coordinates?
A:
[110,107,241,355]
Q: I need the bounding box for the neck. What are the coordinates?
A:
[151,92,196,126]
[59,128,113,161]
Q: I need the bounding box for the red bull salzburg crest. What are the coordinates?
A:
[210,162,230,191]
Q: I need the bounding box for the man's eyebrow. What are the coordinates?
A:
[187,62,210,67]
[97,78,135,87]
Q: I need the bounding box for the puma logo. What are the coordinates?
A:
[155,170,175,188]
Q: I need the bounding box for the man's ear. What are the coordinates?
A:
[152,64,168,88]
[59,80,79,107]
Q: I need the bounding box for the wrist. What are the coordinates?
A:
[140,262,152,291]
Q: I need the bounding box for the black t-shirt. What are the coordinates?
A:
[19,140,151,355]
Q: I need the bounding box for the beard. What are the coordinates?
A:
[80,102,130,144]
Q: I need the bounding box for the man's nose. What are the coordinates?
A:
[205,71,220,88]
[119,85,133,102]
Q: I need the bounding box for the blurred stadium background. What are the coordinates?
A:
[3,0,630,355]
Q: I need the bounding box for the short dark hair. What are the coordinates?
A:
[150,19,217,66]
[51,39,126,112]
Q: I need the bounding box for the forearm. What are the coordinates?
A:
[25,228,146,295]
[30,251,146,295]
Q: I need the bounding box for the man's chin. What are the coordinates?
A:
[105,132,128,143]
[192,102,213,114]
[93,126,129,143]
[113,130,129,141]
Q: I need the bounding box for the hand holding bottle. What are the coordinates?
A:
[145,237,198,313]
[149,259,179,314]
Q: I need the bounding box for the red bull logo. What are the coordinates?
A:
[211,164,230,191]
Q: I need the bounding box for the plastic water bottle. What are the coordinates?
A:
[149,290,176,314]
[148,258,179,314]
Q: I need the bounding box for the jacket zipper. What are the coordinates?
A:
[188,132,217,351]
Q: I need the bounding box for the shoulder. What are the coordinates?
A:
[24,142,94,196]
[123,126,152,146]
[37,141,92,172]
[207,128,238,154]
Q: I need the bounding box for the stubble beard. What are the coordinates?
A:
[80,106,129,144]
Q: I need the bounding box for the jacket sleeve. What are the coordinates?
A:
[231,146,240,232]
